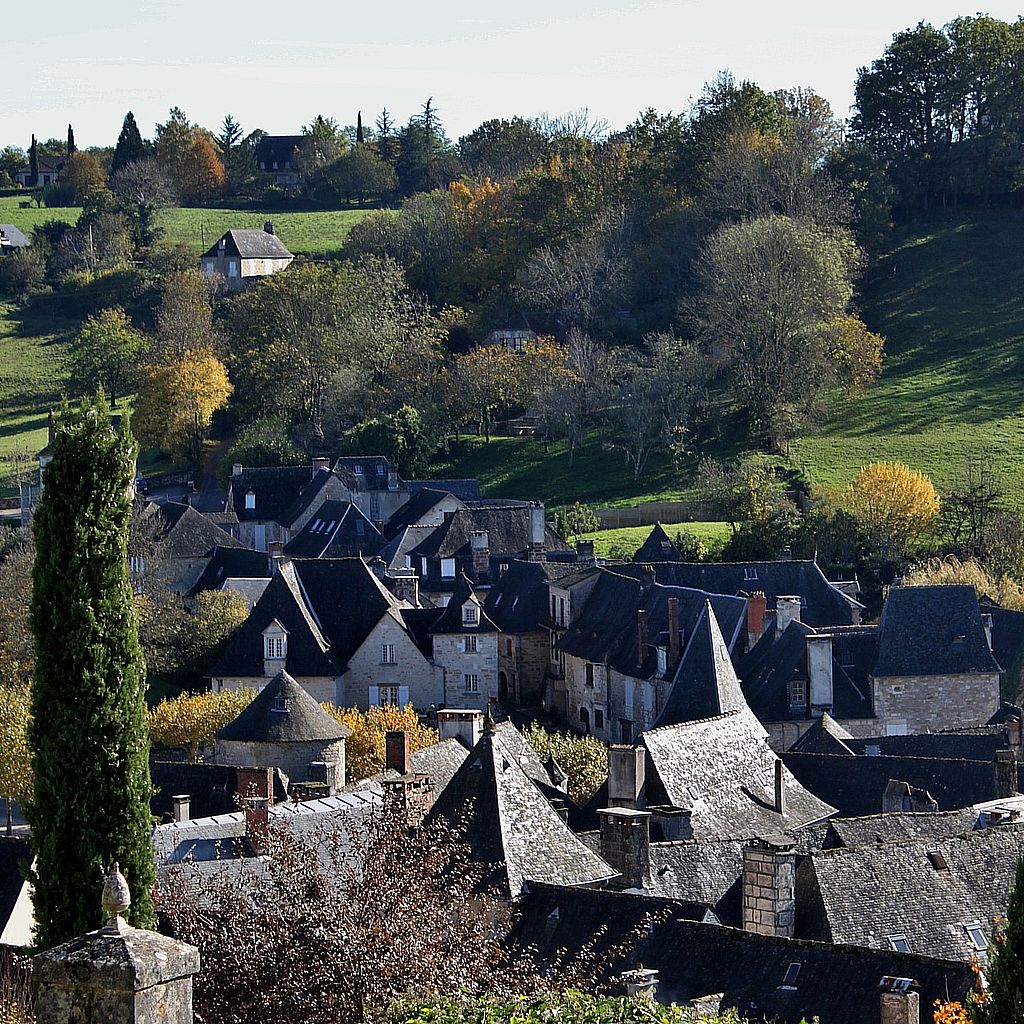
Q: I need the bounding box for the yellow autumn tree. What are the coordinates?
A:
[324,703,438,782]
[134,348,232,467]
[845,461,940,556]
[148,688,257,761]
[0,683,32,828]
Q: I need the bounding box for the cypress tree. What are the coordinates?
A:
[986,857,1024,1021]
[27,396,155,947]
[111,112,145,174]
[67,124,76,157]
[28,135,37,186]
[356,111,364,144]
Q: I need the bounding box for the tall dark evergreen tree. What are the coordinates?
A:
[376,108,395,164]
[27,396,155,947]
[28,135,38,186]
[66,124,76,156]
[986,858,1024,1022]
[356,110,364,145]
[111,112,145,174]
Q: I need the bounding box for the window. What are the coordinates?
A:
[463,605,478,625]
[619,719,633,743]
[311,519,323,533]
[892,683,905,695]
[779,963,801,990]
[203,260,215,274]
[888,935,911,953]
[964,923,988,951]
[325,521,336,534]
[559,597,566,626]
[441,558,456,578]
[379,686,400,704]
[464,636,478,653]
[743,567,758,581]
[245,491,256,511]
[228,261,238,278]
[585,663,595,688]
[594,708,604,730]
[272,695,289,714]
[464,674,480,694]
[265,636,285,659]
[788,678,808,711]
[506,639,513,655]
[380,643,396,665]
[928,851,949,873]
[841,651,855,669]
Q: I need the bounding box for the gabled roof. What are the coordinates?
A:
[228,466,315,522]
[383,488,464,540]
[409,479,482,501]
[254,135,304,164]
[146,500,245,559]
[642,707,836,839]
[483,560,579,634]
[216,671,349,743]
[789,713,856,755]
[410,506,565,560]
[0,225,30,248]
[189,546,271,596]
[874,585,1002,677]
[823,809,981,849]
[428,572,499,634]
[278,468,335,528]
[655,602,746,725]
[632,523,682,562]
[282,500,383,559]
[426,724,615,898]
[201,228,293,260]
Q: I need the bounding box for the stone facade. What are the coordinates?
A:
[214,736,346,788]
[742,838,797,938]
[497,631,549,705]
[872,672,1000,735]
[562,652,611,739]
[432,632,499,711]
[215,673,341,705]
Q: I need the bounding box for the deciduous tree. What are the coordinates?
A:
[325,703,437,782]
[68,307,148,405]
[845,461,939,557]
[0,683,31,832]
[148,686,256,761]
[111,160,175,247]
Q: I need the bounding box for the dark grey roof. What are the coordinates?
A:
[823,809,982,849]
[189,546,271,596]
[428,572,499,634]
[515,882,974,1024]
[655,602,747,725]
[254,135,304,166]
[0,225,30,248]
[844,731,1009,761]
[282,500,384,558]
[645,839,745,924]
[981,599,1024,684]
[229,466,316,522]
[202,228,293,260]
[482,560,574,633]
[642,708,836,839]
[426,724,615,898]
[409,479,482,501]
[278,469,334,529]
[148,501,245,559]
[411,506,564,561]
[789,713,856,755]
[150,760,288,820]
[632,523,682,563]
[332,456,395,492]
[801,826,1024,960]
[874,585,1002,677]
[216,670,350,743]
[383,489,461,540]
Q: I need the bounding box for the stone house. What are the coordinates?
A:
[281,499,384,559]
[254,134,305,186]
[200,224,294,292]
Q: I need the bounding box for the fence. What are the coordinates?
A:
[594,500,715,530]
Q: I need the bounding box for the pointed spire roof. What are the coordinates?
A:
[632,522,682,563]
[789,711,855,755]
[216,670,351,743]
[655,601,747,726]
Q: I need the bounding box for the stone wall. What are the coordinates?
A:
[742,841,796,938]
[873,672,1000,734]
[214,737,346,789]
[344,613,443,709]
[432,633,498,711]
[497,631,549,705]
[213,674,341,704]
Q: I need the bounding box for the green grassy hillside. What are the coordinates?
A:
[0,196,374,255]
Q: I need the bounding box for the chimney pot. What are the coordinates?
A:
[776,596,802,639]
[747,591,767,646]
[232,462,243,477]
[171,794,190,823]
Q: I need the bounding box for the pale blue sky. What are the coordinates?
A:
[5,1,1023,149]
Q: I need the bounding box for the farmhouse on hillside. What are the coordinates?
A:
[200,223,294,291]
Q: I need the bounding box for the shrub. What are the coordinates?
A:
[224,417,304,480]
[523,722,607,804]
[0,248,45,299]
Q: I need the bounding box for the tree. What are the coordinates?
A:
[0,247,45,299]
[0,530,34,687]
[339,405,432,477]
[0,683,31,833]
[155,269,217,360]
[458,117,550,178]
[111,160,175,247]
[66,124,76,156]
[903,556,1024,613]
[375,108,396,165]
[523,723,607,804]
[27,397,155,945]
[60,151,108,205]
[68,307,148,405]
[0,147,26,184]
[177,136,226,202]
[317,146,396,204]
[218,114,246,192]
[224,416,304,474]
[111,112,146,174]
[148,686,256,761]
[134,349,232,467]
[553,503,600,543]
[28,136,37,187]
[844,461,939,557]
[325,704,437,782]
[981,857,1024,1022]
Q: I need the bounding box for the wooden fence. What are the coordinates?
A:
[594,501,715,530]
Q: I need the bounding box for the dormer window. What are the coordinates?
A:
[441,558,456,579]
[888,934,911,953]
[743,567,758,581]
[463,605,478,626]
[272,695,289,714]
[265,635,285,659]
[245,491,256,511]
[788,678,808,711]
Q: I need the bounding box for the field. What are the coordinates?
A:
[0,196,375,255]
[581,522,733,558]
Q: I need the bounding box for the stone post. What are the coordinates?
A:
[879,977,920,1024]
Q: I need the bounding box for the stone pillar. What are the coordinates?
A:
[607,745,645,808]
[741,835,797,937]
[598,807,651,889]
[879,977,920,1024]
[622,968,658,1000]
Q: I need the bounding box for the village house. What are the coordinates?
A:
[253,134,305,186]
[200,223,294,292]
[13,153,65,187]
[281,499,384,559]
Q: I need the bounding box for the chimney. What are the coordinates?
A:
[437,708,483,749]
[994,749,1017,799]
[982,612,994,650]
[879,978,920,1024]
[597,807,651,889]
[232,462,243,477]
[264,220,275,235]
[236,766,273,854]
[527,503,546,561]
[171,794,190,823]
[307,760,339,796]
[607,744,645,808]
[1007,717,1023,760]
[667,597,681,667]
[774,758,786,815]
[747,591,767,646]
[471,530,490,578]
[392,569,420,607]
[622,968,658,1001]
[311,456,330,476]
[741,835,797,937]
[639,563,656,590]
[244,490,256,511]
[385,730,410,775]
[383,772,434,828]
[637,608,649,667]
[806,634,834,716]
[776,595,802,639]
[575,539,595,563]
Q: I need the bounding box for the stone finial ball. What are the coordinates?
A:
[101,861,131,919]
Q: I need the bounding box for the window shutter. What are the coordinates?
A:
[398,686,409,706]
[368,686,380,706]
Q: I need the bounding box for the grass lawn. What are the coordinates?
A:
[581,521,733,558]
[0,195,377,256]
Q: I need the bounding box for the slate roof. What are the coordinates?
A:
[147,501,245,559]
[515,882,974,1024]
[641,707,836,839]
[409,479,482,501]
[980,599,1024,682]
[483,560,580,634]
[801,826,1024,961]
[789,713,856,755]
[282,500,384,558]
[254,134,304,169]
[378,525,436,575]
[228,466,316,522]
[645,839,746,924]
[844,732,1009,761]
[383,488,463,540]
[216,671,350,743]
[874,585,1001,677]
[616,560,862,627]
[0,225,30,249]
[632,523,682,563]
[278,469,335,528]
[410,506,565,560]
[428,572,499,634]
[201,228,293,260]
[209,558,402,679]
[332,456,395,491]
[822,809,982,849]
[655,602,747,725]
[189,546,271,596]
[426,724,615,898]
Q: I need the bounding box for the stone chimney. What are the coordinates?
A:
[607,744,645,808]
[386,730,410,775]
[807,634,834,716]
[622,968,658,1000]
[34,868,200,1024]
[527,503,546,561]
[747,591,767,646]
[639,563,656,590]
[471,530,490,579]
[741,835,797,937]
[879,977,920,1024]
[437,708,483,749]
[598,807,651,889]
[637,608,649,667]
[264,220,275,235]
[307,760,340,796]
[232,462,243,477]
[575,539,595,563]
[392,569,420,607]
[667,597,681,668]
[236,766,273,853]
[171,794,190,823]
[311,456,330,476]
[776,596,802,639]
[994,749,1017,799]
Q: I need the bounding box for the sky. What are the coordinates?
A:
[4,1,1024,149]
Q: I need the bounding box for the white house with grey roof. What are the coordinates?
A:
[200,223,294,291]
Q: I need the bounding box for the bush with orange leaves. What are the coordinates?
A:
[324,703,438,781]
[845,460,940,557]
[147,688,257,760]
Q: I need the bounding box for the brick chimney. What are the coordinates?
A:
[527,503,547,561]
[598,807,651,889]
[386,730,410,775]
[776,596,802,639]
[667,597,681,668]
[607,744,645,808]
[311,456,330,476]
[747,591,767,646]
[437,708,483,748]
[236,766,273,853]
[471,530,490,578]
[807,634,834,716]
[879,978,920,1024]
[741,835,797,937]
[171,794,190,823]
